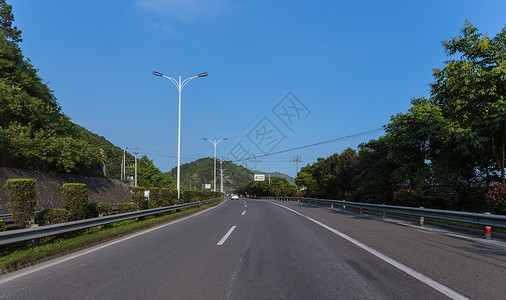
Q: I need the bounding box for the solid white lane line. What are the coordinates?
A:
[0,200,227,285]
[270,202,468,300]
[242,210,246,216]
[217,226,236,246]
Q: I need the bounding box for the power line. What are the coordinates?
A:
[230,128,384,163]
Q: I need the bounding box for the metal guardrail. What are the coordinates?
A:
[265,196,506,229]
[0,197,223,246]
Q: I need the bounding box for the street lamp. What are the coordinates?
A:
[203,138,228,192]
[153,71,208,201]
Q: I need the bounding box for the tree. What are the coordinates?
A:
[137,155,174,188]
[0,0,22,43]
[351,137,397,203]
[431,20,506,183]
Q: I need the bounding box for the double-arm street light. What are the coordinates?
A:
[203,138,228,192]
[153,71,208,201]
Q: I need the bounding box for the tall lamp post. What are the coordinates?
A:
[203,138,228,192]
[153,71,208,201]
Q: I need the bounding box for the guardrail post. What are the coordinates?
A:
[359,203,362,215]
[382,204,386,220]
[343,200,346,211]
[485,212,492,240]
[419,207,424,226]
[331,203,334,209]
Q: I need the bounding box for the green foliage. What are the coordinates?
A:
[180,190,222,203]
[161,188,178,206]
[35,208,71,225]
[236,177,296,197]
[62,183,88,220]
[0,0,22,43]
[130,187,145,209]
[146,200,159,209]
[116,202,139,213]
[86,202,112,218]
[0,25,104,176]
[431,20,506,183]
[137,156,174,188]
[149,187,161,202]
[4,178,36,228]
[486,185,506,214]
[171,157,254,191]
[0,218,5,231]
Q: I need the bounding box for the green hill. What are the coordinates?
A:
[0,5,144,181]
[251,170,294,184]
[170,158,254,192]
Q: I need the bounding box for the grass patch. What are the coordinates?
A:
[0,199,223,273]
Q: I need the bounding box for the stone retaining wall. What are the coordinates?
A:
[0,167,131,214]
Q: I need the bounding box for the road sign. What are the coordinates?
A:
[204,184,211,190]
[254,174,265,181]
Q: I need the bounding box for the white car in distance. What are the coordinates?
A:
[231,194,239,200]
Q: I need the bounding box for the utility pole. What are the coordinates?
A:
[134,148,138,187]
[292,155,301,184]
[218,160,225,193]
[100,149,106,177]
[122,147,127,182]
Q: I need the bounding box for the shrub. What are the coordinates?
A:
[34,209,50,225]
[147,200,159,209]
[486,184,506,215]
[62,183,88,220]
[149,188,161,202]
[5,179,37,228]
[160,200,172,207]
[161,189,178,205]
[86,202,113,218]
[130,187,145,209]
[0,219,5,231]
[117,202,139,213]
[35,208,72,225]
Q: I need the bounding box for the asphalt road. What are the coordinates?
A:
[0,198,505,299]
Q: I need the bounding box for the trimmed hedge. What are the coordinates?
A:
[183,191,222,203]
[146,200,159,209]
[130,187,146,209]
[4,179,37,228]
[161,189,178,206]
[62,183,88,220]
[0,219,5,231]
[35,208,72,226]
[86,202,113,218]
[117,202,139,213]
[149,188,161,202]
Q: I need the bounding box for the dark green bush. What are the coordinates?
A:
[130,187,145,209]
[5,179,37,228]
[147,200,159,209]
[160,200,172,207]
[181,190,222,203]
[161,189,178,205]
[117,202,139,213]
[0,219,5,231]
[35,208,72,225]
[149,188,161,202]
[86,202,113,218]
[62,183,88,220]
[34,209,50,225]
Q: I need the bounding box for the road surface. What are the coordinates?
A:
[0,198,504,299]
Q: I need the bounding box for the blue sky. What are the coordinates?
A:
[9,0,506,177]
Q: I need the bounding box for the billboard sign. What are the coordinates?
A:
[254,174,265,181]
